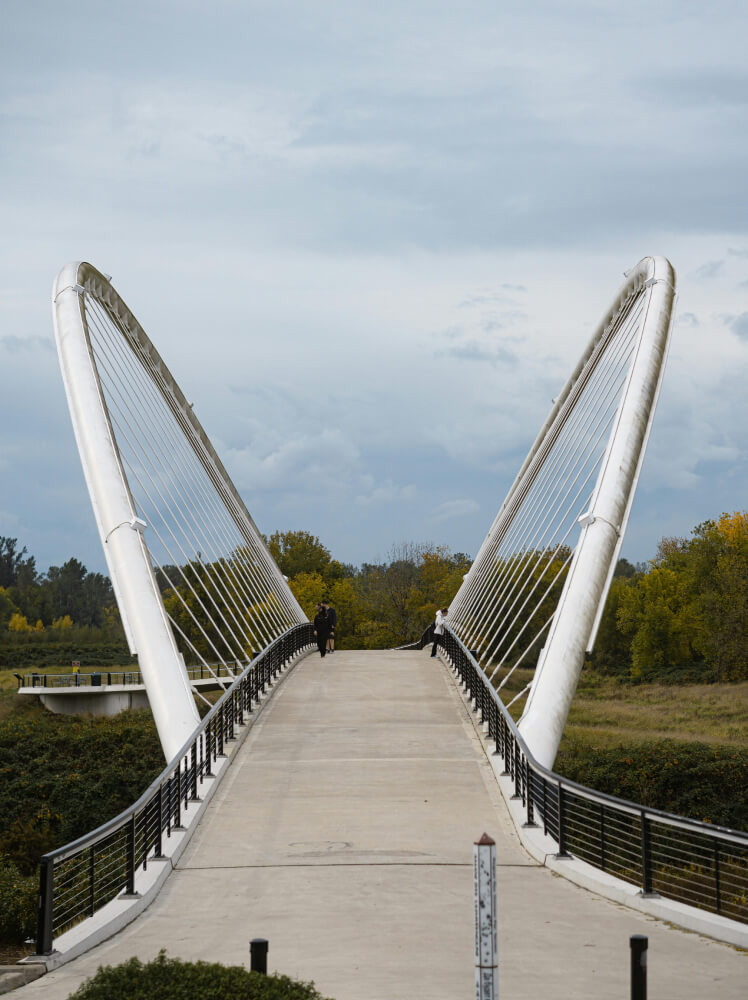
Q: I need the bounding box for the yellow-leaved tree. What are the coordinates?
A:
[8,612,32,632]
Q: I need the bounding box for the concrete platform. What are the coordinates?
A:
[17,650,747,1000]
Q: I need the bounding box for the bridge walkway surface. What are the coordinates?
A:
[19,650,746,1000]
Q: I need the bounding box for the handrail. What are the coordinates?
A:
[437,625,748,921]
[35,622,314,955]
[17,662,241,690]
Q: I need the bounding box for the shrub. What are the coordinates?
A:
[0,855,37,942]
[0,638,132,669]
[66,951,333,1000]
[0,708,163,945]
[0,709,162,874]
[555,738,748,830]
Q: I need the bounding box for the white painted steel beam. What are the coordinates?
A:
[448,256,676,770]
[518,258,675,767]
[53,264,200,760]
[52,261,307,760]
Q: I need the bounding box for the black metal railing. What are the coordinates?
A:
[35,622,315,955]
[436,626,748,925]
[17,662,245,690]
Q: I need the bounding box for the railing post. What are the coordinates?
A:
[89,846,95,915]
[714,842,721,914]
[190,743,199,801]
[556,784,570,858]
[523,757,536,827]
[35,857,54,955]
[154,784,164,857]
[126,814,136,895]
[175,764,182,829]
[600,803,606,871]
[640,812,653,896]
[183,757,189,811]
[217,709,225,757]
[205,724,214,776]
[511,737,521,799]
[500,717,510,776]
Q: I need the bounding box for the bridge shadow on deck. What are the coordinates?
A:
[18,650,747,1000]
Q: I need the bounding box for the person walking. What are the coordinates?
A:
[430,607,448,657]
[313,603,330,658]
[325,601,337,653]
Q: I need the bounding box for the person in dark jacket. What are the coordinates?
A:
[324,601,337,653]
[313,604,330,657]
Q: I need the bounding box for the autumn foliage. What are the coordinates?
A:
[591,512,748,682]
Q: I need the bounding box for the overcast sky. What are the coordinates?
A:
[1,0,747,575]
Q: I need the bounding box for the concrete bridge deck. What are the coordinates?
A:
[19,650,746,1000]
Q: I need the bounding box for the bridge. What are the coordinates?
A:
[13,258,748,997]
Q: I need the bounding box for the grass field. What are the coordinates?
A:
[492,665,748,750]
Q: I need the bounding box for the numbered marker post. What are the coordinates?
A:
[474,832,498,1000]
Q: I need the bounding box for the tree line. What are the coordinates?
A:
[591,511,748,683]
[0,537,117,635]
[266,531,471,650]
[2,509,746,682]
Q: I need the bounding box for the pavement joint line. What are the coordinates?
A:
[240,757,480,763]
[175,862,542,871]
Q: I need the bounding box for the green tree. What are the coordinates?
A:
[617,566,700,679]
[289,572,327,620]
[587,576,633,677]
[0,537,37,590]
[266,531,333,579]
[688,512,748,681]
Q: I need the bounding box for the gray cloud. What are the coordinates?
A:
[437,340,518,366]
[430,499,480,522]
[729,313,748,341]
[678,313,700,327]
[633,70,748,110]
[693,260,724,279]
[0,335,54,353]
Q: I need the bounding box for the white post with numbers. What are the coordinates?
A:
[474,832,498,999]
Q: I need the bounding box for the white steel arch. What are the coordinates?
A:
[53,262,307,760]
[448,256,676,769]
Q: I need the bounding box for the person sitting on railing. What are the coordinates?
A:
[430,607,448,657]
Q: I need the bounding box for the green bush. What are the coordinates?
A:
[0,709,161,874]
[555,738,748,830]
[0,854,36,941]
[0,638,132,669]
[0,708,162,943]
[66,952,333,1000]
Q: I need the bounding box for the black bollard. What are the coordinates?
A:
[250,937,269,975]
[630,934,647,1000]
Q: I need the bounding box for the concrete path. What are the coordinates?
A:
[19,650,746,1000]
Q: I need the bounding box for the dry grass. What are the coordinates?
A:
[490,665,748,749]
[567,674,748,748]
